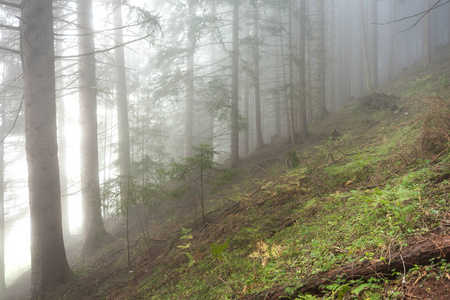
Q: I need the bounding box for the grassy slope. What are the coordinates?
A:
[45,47,450,300]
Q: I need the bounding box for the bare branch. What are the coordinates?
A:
[0,22,19,31]
[0,0,22,9]
[56,33,155,59]
[0,96,23,144]
[0,45,20,55]
[374,0,450,33]
[398,0,450,33]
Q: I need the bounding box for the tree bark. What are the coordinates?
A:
[20,0,70,297]
[230,0,241,168]
[77,0,107,254]
[113,1,131,209]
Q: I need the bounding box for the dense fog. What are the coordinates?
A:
[0,0,449,297]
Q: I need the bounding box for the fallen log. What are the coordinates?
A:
[241,235,450,300]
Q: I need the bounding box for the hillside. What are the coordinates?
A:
[6,47,450,300]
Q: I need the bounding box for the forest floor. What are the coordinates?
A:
[5,45,450,300]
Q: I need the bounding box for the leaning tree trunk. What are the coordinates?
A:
[21,0,70,298]
[77,0,107,254]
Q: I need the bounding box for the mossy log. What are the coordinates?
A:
[240,235,450,300]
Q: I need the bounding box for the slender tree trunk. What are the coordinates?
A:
[328,0,336,113]
[200,169,205,223]
[359,0,372,92]
[113,2,131,208]
[422,0,431,67]
[206,2,216,145]
[278,7,289,138]
[0,101,5,294]
[21,1,70,297]
[389,0,397,80]
[369,0,378,87]
[274,66,281,139]
[315,0,328,120]
[241,16,250,155]
[298,0,308,140]
[77,0,107,254]
[55,13,70,237]
[305,0,313,122]
[253,0,265,150]
[243,62,250,156]
[288,0,296,144]
[230,0,241,168]
[185,0,196,157]
[343,0,352,102]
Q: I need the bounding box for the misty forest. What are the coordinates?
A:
[0,0,450,299]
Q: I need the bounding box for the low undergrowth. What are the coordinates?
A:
[45,52,450,300]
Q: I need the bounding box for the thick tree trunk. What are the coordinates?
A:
[242,236,450,299]
[113,2,131,208]
[77,0,107,254]
[253,0,265,150]
[21,1,70,298]
[230,0,241,168]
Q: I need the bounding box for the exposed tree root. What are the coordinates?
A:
[240,235,450,300]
